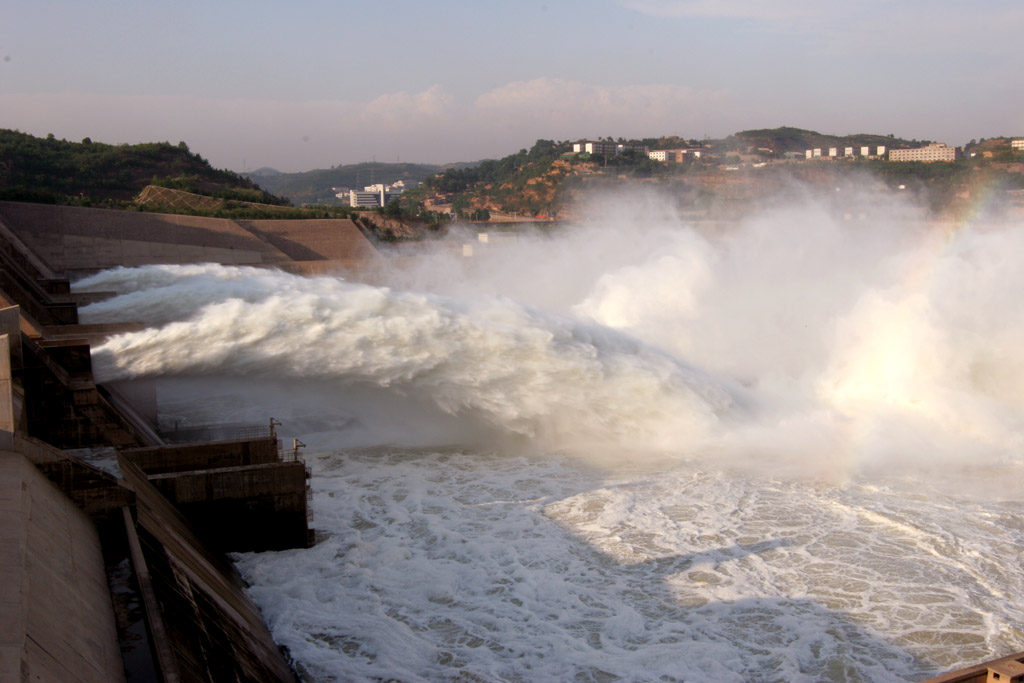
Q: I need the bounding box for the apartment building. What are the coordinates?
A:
[349,182,404,208]
[573,140,650,155]
[888,142,958,162]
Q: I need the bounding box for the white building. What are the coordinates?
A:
[1012,139,1024,150]
[574,140,649,156]
[349,182,405,208]
[574,141,618,155]
[888,142,958,162]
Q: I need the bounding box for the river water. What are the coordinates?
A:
[80,198,1024,681]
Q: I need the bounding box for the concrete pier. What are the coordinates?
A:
[122,436,313,552]
[920,652,1024,683]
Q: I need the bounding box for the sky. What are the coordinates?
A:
[2,0,1022,173]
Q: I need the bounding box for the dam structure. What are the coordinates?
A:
[5,200,1024,681]
[0,200,380,681]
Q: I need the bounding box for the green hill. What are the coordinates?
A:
[730,127,928,155]
[0,129,287,207]
[400,132,1024,222]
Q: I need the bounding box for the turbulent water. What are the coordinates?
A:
[80,196,1024,682]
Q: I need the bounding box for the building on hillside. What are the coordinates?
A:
[888,142,959,162]
[573,140,649,156]
[1012,139,1024,150]
[349,182,404,208]
[802,145,891,160]
[649,149,689,162]
[574,141,616,155]
[617,142,649,154]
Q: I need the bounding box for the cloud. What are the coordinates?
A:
[474,78,735,139]
[362,85,454,124]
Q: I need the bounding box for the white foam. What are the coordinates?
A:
[78,195,1024,680]
[86,265,737,458]
[233,449,1024,682]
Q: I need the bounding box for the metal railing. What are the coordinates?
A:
[235,425,271,440]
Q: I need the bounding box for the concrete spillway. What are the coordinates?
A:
[0,201,370,681]
[0,200,381,277]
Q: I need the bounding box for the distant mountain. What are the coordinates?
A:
[0,129,286,206]
[248,166,282,177]
[246,162,444,205]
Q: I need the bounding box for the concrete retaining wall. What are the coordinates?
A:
[122,436,280,474]
[119,458,298,681]
[239,218,379,262]
[147,460,310,552]
[0,202,293,272]
[0,451,125,683]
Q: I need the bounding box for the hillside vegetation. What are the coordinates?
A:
[0,129,288,207]
[729,127,923,154]
[3,127,1022,229]
[396,128,1024,222]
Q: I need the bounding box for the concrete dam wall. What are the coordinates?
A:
[0,201,379,681]
[0,200,381,277]
[0,450,125,683]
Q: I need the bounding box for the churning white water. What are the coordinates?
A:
[80,196,1024,681]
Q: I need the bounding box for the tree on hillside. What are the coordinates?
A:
[382,199,404,219]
